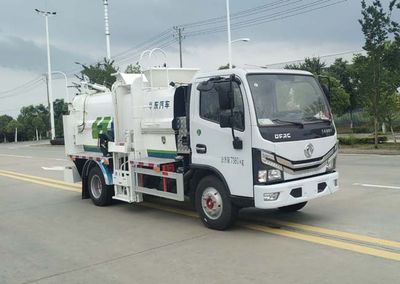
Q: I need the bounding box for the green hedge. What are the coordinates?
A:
[338,136,388,145]
[352,127,372,133]
[336,127,354,134]
[336,127,372,134]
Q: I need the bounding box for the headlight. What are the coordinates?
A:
[258,170,267,183]
[326,157,336,172]
[259,150,284,183]
[268,169,282,181]
[326,156,336,172]
[261,151,275,163]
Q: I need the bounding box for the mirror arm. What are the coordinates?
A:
[229,77,243,150]
[230,125,243,150]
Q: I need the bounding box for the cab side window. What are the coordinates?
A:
[199,81,245,131]
[200,87,220,123]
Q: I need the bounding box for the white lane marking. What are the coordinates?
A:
[340,153,400,157]
[41,166,65,171]
[0,153,67,161]
[0,154,33,159]
[2,142,50,149]
[353,183,400,190]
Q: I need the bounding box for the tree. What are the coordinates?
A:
[18,104,49,140]
[0,115,13,142]
[76,58,118,88]
[284,57,350,118]
[285,57,326,75]
[53,99,69,138]
[357,0,400,148]
[382,91,400,142]
[329,78,351,116]
[31,116,46,140]
[328,58,359,127]
[125,63,141,74]
[5,119,22,142]
[382,39,400,142]
[35,104,50,132]
[18,106,40,140]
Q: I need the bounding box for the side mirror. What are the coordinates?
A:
[216,81,233,110]
[197,80,214,92]
[216,75,241,110]
[220,111,233,128]
[322,84,331,104]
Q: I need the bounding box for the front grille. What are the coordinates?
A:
[276,145,336,172]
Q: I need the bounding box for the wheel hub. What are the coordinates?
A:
[206,197,214,209]
[201,187,223,220]
[90,175,103,199]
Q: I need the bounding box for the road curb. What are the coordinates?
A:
[339,149,400,155]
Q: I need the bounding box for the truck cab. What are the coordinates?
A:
[64,66,339,230]
[189,69,338,227]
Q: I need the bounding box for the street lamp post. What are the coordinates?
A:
[35,9,57,140]
[103,0,111,60]
[230,38,250,67]
[52,71,70,103]
[231,38,250,44]
[226,1,250,68]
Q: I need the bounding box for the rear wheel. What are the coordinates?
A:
[278,201,307,212]
[88,166,113,206]
[195,175,237,230]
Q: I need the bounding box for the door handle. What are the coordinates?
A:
[196,144,207,154]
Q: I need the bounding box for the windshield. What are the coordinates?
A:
[247,74,331,126]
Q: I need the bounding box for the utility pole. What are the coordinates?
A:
[103,0,111,60]
[173,26,185,68]
[35,9,56,140]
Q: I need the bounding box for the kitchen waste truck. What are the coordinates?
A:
[63,63,339,230]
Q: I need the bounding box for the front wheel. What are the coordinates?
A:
[195,175,237,230]
[88,166,113,206]
[278,201,307,212]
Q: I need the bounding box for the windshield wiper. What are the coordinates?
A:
[303,117,332,123]
[272,119,304,128]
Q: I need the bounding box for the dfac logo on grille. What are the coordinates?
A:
[304,143,314,158]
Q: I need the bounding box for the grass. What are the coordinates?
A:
[339,143,400,154]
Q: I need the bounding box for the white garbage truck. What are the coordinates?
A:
[63,55,339,230]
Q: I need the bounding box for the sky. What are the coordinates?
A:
[0,0,398,117]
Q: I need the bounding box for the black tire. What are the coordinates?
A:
[88,166,113,206]
[278,201,307,212]
[195,175,237,230]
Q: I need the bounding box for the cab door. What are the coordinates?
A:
[190,77,253,198]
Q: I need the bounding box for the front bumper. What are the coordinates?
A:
[254,172,339,209]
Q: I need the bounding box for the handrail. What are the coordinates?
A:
[138,48,169,88]
[138,49,152,70]
[149,48,169,88]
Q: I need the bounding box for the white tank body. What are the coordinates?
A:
[68,90,114,152]
[64,69,198,158]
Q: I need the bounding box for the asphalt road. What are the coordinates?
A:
[0,142,399,284]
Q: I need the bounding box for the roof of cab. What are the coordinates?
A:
[195,68,313,80]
